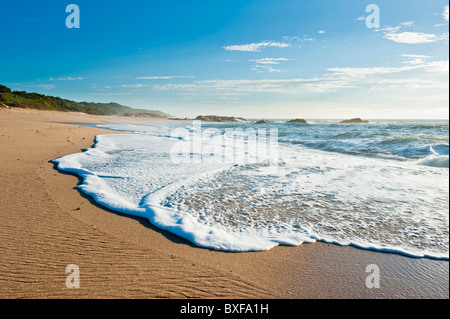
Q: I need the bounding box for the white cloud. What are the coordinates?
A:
[281,36,300,41]
[152,59,449,94]
[376,20,448,44]
[376,21,415,33]
[249,58,289,73]
[136,76,194,80]
[223,41,290,52]
[92,92,135,96]
[399,54,432,65]
[443,5,449,22]
[31,84,56,90]
[11,83,55,90]
[50,77,85,81]
[120,84,151,88]
[399,21,415,27]
[384,32,440,44]
[324,60,449,91]
[329,60,448,76]
[400,54,432,58]
[419,60,449,73]
[249,58,289,65]
[136,76,172,80]
[251,65,282,73]
[280,35,316,47]
[318,30,326,34]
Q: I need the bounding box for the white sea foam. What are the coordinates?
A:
[418,154,449,168]
[52,121,449,259]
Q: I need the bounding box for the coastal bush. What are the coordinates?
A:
[0,84,11,93]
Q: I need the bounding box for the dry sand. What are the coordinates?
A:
[0,108,448,299]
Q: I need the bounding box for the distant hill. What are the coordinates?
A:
[0,84,170,118]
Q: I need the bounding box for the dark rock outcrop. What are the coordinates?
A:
[287,118,307,124]
[255,119,274,124]
[339,118,369,124]
[123,112,168,118]
[195,115,247,122]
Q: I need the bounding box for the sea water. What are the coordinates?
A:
[52,119,449,259]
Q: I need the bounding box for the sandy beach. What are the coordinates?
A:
[0,108,448,299]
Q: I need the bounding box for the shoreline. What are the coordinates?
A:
[0,108,448,299]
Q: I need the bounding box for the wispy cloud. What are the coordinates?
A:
[384,32,441,44]
[120,84,151,88]
[328,60,448,76]
[223,41,290,52]
[399,54,432,65]
[282,35,315,42]
[217,59,240,63]
[249,58,289,65]
[152,59,449,94]
[135,76,194,80]
[251,65,283,73]
[443,5,449,22]
[249,58,289,73]
[29,84,55,90]
[9,83,55,90]
[50,76,85,81]
[377,21,415,33]
[376,20,448,44]
[92,92,135,96]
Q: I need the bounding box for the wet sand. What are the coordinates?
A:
[0,108,448,299]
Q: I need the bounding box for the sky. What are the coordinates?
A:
[0,0,449,119]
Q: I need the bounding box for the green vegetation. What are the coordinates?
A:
[0,84,170,118]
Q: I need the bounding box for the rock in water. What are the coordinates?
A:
[339,118,369,124]
[255,119,274,124]
[287,119,307,124]
[195,115,247,122]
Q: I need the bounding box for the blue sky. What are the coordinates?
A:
[1,0,448,119]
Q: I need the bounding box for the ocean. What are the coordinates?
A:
[53,119,449,259]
